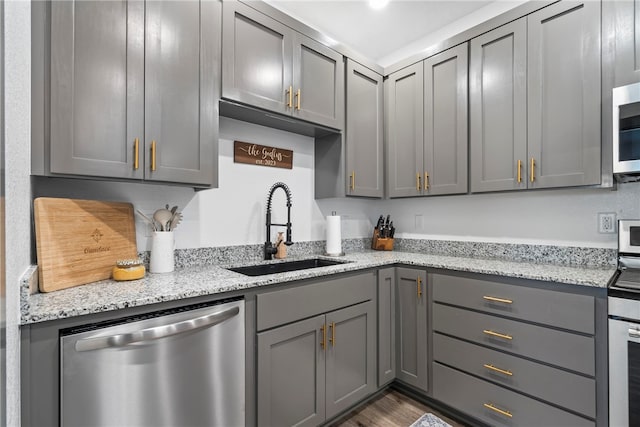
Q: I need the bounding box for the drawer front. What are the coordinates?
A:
[257,271,376,331]
[432,273,594,334]
[433,304,594,375]
[433,334,595,417]
[433,363,594,427]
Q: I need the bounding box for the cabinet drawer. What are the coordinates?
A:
[433,304,594,375]
[433,363,593,427]
[257,271,376,331]
[432,273,594,334]
[433,334,595,417]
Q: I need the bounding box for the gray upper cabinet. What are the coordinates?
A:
[49,0,217,187]
[470,19,527,193]
[527,1,601,189]
[222,2,344,130]
[386,63,424,198]
[395,267,428,392]
[423,43,468,195]
[608,0,640,87]
[346,60,384,198]
[50,1,144,180]
[143,1,217,186]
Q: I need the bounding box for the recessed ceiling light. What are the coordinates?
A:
[369,0,389,10]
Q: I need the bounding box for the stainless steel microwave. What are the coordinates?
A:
[614,82,640,181]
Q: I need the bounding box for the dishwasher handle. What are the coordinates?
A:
[75,305,240,352]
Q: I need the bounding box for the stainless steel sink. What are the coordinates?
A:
[227,258,347,276]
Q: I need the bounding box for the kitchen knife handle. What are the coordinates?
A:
[134,138,139,170]
[151,140,157,172]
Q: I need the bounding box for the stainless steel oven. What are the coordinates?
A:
[609,220,640,426]
[613,82,640,181]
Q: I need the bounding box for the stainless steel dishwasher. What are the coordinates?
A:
[60,298,244,427]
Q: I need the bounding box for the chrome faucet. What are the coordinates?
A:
[265,182,293,260]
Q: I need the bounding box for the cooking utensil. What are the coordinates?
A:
[136,209,158,231]
[153,209,173,232]
[168,211,182,231]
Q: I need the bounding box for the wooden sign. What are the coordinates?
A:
[234,141,293,169]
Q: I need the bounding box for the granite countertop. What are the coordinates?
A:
[21,250,616,325]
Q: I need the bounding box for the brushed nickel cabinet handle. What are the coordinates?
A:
[483,329,513,340]
[483,403,513,418]
[483,363,513,376]
[483,296,513,304]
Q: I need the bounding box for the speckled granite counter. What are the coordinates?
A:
[21,250,616,325]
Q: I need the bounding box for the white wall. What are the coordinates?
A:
[4,2,32,425]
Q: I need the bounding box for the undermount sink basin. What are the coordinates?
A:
[227,258,347,276]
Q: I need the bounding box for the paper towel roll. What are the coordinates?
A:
[326,215,342,256]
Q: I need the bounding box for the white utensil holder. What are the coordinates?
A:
[150,231,175,273]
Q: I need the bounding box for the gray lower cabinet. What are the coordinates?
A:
[47,0,217,186]
[257,301,376,426]
[395,267,427,391]
[527,1,601,188]
[222,1,344,130]
[422,43,468,196]
[470,18,527,193]
[431,272,598,425]
[255,272,377,426]
[346,60,384,198]
[377,268,395,386]
[606,0,640,87]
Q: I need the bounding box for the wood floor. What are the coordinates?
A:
[330,389,467,427]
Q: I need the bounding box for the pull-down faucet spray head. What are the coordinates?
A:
[265,182,294,260]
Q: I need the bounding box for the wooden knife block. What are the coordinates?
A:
[372,229,394,251]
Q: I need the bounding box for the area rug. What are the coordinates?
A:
[409,412,453,427]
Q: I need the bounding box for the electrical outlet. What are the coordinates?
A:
[415,214,423,230]
[598,212,616,234]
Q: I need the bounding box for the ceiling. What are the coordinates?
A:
[264,0,506,66]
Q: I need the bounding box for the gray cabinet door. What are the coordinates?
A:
[50,1,144,179]
[423,43,468,195]
[610,0,640,86]
[377,268,396,386]
[395,267,427,391]
[346,60,384,198]
[386,63,424,197]
[257,315,326,427]
[325,301,376,420]
[222,1,293,115]
[470,19,527,193]
[293,33,344,130]
[144,0,216,186]
[527,1,601,188]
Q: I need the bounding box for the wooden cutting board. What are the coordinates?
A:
[34,197,138,292]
